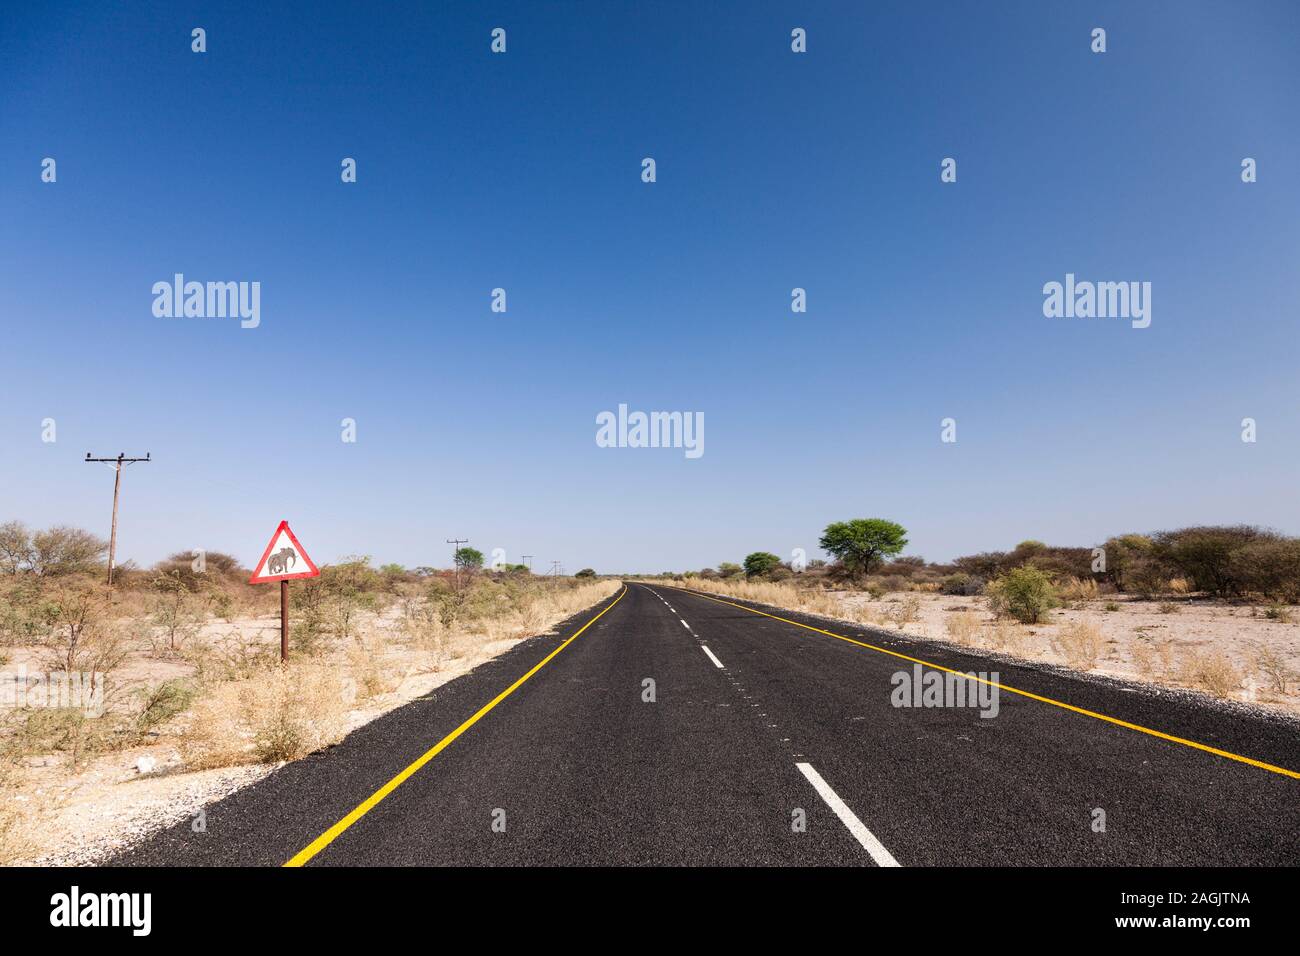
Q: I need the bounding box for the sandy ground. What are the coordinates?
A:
[2,583,617,865]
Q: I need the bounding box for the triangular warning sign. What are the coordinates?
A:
[248,520,321,583]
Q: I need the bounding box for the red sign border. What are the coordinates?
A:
[248,520,322,584]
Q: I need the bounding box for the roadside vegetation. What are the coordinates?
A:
[0,519,617,862]
[648,518,1300,711]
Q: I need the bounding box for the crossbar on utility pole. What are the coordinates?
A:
[85,452,151,585]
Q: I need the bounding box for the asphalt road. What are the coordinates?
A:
[114,583,1300,866]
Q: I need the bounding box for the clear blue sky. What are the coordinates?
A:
[2,1,1298,574]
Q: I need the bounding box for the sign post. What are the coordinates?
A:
[281,579,289,662]
[248,520,321,663]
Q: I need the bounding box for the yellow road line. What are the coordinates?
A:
[653,584,1300,782]
[284,585,629,867]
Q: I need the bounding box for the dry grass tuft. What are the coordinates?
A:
[180,664,351,769]
[1246,641,1295,695]
[1130,636,1173,679]
[1179,650,1242,698]
[886,596,921,628]
[1058,576,1100,601]
[944,611,982,646]
[1053,620,1107,670]
[988,620,1030,656]
[849,603,882,627]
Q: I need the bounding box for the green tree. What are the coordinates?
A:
[454,547,484,572]
[575,568,596,578]
[1151,526,1272,596]
[818,519,908,577]
[717,562,743,579]
[742,552,782,578]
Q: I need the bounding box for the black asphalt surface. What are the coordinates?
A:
[113,583,1300,866]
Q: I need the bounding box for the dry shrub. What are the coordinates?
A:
[1053,620,1106,670]
[886,596,921,628]
[0,763,38,865]
[517,580,619,631]
[1180,650,1241,698]
[181,664,349,769]
[1157,601,1180,614]
[432,579,620,663]
[879,575,910,594]
[988,620,1029,656]
[677,577,813,611]
[798,591,840,617]
[399,599,446,667]
[514,601,547,634]
[346,633,400,700]
[850,603,881,627]
[1246,641,1294,695]
[1263,604,1294,624]
[1058,576,1100,601]
[1167,578,1191,595]
[1131,637,1173,679]
[944,611,982,646]
[186,629,277,683]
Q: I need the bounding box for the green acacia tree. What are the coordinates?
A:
[818,519,908,578]
[454,547,484,572]
[743,552,782,578]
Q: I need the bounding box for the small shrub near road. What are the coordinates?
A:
[886,596,921,627]
[944,611,982,646]
[986,567,1059,624]
[1179,650,1242,699]
[1053,621,1106,670]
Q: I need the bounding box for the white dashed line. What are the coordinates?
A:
[795,762,900,867]
[700,645,724,668]
[680,619,690,629]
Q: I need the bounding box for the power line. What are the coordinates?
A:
[85,452,151,585]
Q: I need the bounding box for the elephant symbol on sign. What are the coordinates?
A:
[266,548,297,575]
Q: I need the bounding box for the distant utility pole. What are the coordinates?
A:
[446,537,468,591]
[521,555,533,573]
[549,560,561,577]
[85,452,151,585]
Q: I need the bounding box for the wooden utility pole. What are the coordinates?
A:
[85,452,150,584]
[446,537,468,591]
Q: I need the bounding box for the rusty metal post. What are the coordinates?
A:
[280,579,289,663]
